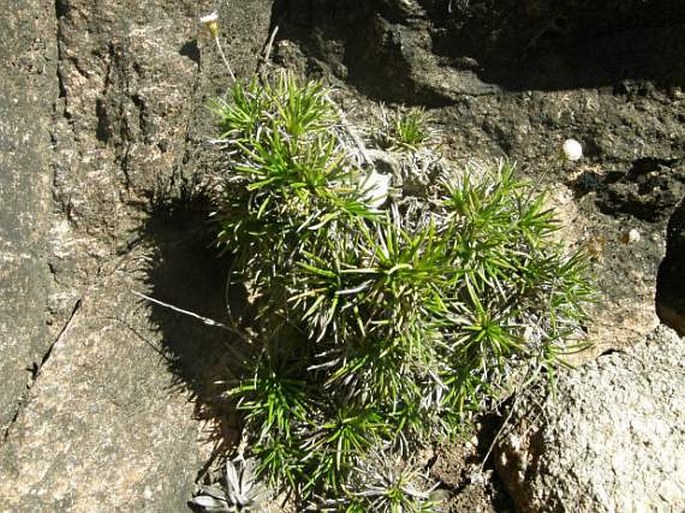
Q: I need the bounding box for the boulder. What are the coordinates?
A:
[496,325,685,512]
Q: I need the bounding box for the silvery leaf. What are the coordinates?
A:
[240,458,257,492]
[197,485,228,500]
[190,494,230,511]
[225,459,241,492]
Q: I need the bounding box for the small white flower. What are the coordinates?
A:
[562,138,583,161]
[200,11,219,38]
[199,11,219,24]
[359,169,391,209]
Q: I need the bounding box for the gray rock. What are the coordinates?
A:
[1,0,273,511]
[496,325,685,513]
[0,0,60,434]
[2,0,684,511]
[270,1,670,360]
[370,13,500,103]
[0,270,205,512]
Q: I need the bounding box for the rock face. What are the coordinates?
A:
[0,272,204,512]
[496,325,685,513]
[0,0,60,436]
[271,0,685,358]
[0,0,272,511]
[273,0,685,100]
[1,0,684,511]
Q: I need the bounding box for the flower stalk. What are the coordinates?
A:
[200,11,236,82]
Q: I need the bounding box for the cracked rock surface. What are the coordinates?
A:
[0,272,203,511]
[0,0,60,436]
[0,0,271,511]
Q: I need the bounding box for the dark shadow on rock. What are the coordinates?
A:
[140,191,251,459]
[657,196,685,334]
[269,0,457,105]
[428,0,685,92]
[269,0,685,103]
[180,40,200,65]
[570,158,685,222]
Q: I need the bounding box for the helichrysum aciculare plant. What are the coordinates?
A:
[207,71,593,511]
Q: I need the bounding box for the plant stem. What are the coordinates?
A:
[215,35,236,82]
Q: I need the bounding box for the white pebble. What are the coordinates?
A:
[628,228,641,244]
[562,138,583,161]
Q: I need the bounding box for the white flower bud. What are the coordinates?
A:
[562,138,583,161]
[360,169,391,209]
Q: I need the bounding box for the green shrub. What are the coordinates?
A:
[377,106,431,151]
[209,72,593,511]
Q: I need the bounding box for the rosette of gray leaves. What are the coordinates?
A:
[191,457,270,512]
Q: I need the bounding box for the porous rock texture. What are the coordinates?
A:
[496,325,685,513]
